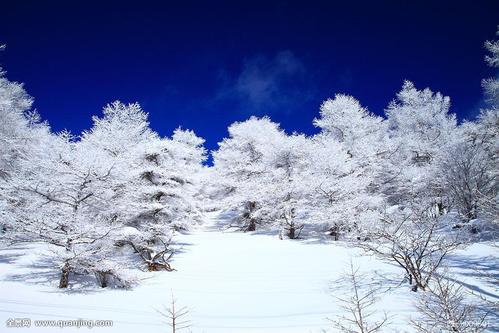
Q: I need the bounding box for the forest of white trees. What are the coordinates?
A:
[0,29,497,303]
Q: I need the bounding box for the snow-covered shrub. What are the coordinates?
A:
[358,205,461,292]
[328,262,389,333]
[413,273,488,333]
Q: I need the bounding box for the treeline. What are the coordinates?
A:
[210,81,497,240]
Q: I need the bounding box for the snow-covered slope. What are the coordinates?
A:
[0,211,497,332]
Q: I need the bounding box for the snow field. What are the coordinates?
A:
[0,212,497,332]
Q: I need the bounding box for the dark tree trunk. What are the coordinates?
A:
[329,225,339,241]
[95,271,109,288]
[247,219,256,231]
[408,275,423,292]
[244,201,257,231]
[59,263,70,288]
[288,226,296,239]
[462,198,477,222]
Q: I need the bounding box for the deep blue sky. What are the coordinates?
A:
[1,1,498,152]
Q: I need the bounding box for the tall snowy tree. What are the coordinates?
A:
[115,129,206,271]
[310,95,386,239]
[482,27,499,107]
[0,70,51,180]
[382,81,457,213]
[442,30,498,225]
[443,113,498,223]
[212,116,286,231]
[263,133,311,239]
[4,129,129,288]
[80,102,206,271]
[313,94,387,163]
[0,71,53,234]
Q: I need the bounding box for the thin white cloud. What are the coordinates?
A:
[217,51,315,114]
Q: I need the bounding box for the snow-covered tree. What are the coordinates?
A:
[263,133,311,239]
[4,130,129,288]
[382,81,457,213]
[213,117,318,238]
[80,102,206,271]
[77,101,169,272]
[0,71,54,234]
[0,74,135,287]
[309,95,386,239]
[212,116,286,231]
[482,27,499,107]
[441,30,498,226]
[0,69,52,180]
[313,94,387,163]
[115,131,206,271]
[443,112,498,223]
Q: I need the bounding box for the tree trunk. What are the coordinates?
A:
[247,219,256,231]
[329,225,339,241]
[59,263,70,288]
[288,226,296,239]
[244,201,257,231]
[95,271,108,288]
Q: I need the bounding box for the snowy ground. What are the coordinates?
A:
[0,211,497,332]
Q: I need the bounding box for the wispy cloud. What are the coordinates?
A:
[216,51,316,114]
